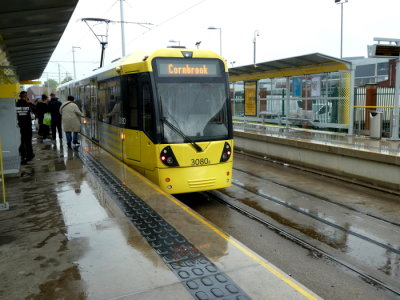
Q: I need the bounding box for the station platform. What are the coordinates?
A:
[233,124,400,193]
[0,135,321,300]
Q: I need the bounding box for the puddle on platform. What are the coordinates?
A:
[0,235,16,246]
[43,160,67,173]
[27,265,87,300]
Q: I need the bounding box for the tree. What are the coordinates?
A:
[42,79,58,89]
[61,76,73,84]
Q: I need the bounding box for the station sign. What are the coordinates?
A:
[368,38,400,58]
[368,44,400,58]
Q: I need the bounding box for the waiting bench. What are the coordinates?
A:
[284,117,314,127]
[259,111,281,124]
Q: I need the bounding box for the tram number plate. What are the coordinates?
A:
[191,158,210,166]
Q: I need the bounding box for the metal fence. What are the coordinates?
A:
[354,87,396,136]
[232,80,399,138]
[231,72,352,131]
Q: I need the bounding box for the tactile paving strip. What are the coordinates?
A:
[78,150,251,300]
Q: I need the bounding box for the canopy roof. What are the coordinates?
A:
[229,53,352,82]
[0,0,78,82]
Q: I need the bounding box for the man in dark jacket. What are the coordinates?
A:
[16,91,34,164]
[48,93,63,140]
[36,94,50,139]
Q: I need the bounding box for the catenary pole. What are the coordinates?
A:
[120,0,126,57]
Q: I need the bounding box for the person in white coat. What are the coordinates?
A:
[59,96,84,148]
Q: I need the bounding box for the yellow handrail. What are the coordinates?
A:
[354,106,398,109]
[0,137,7,208]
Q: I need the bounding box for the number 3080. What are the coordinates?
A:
[191,158,210,165]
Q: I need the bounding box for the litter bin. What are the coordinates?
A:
[369,111,383,138]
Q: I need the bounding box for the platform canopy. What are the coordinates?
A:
[229,53,352,82]
[0,0,78,82]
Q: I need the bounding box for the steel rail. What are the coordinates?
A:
[231,179,400,255]
[207,190,400,297]
[234,166,400,227]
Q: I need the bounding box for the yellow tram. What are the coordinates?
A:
[58,48,233,194]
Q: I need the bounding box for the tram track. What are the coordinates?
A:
[233,166,400,228]
[229,176,400,255]
[203,189,400,297]
[176,153,400,297]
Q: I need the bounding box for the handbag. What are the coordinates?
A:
[43,113,52,126]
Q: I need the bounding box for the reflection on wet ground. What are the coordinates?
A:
[0,138,172,299]
[1,135,327,299]
[240,197,346,250]
[27,266,87,300]
[228,154,400,283]
[0,140,89,299]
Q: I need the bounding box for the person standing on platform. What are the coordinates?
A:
[36,94,50,141]
[59,96,84,148]
[48,93,63,141]
[16,91,35,164]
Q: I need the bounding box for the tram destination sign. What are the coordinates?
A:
[156,59,220,77]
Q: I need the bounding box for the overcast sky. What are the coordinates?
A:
[41,0,400,83]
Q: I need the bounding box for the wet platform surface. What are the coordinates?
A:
[0,136,321,300]
[233,124,400,192]
[234,123,400,157]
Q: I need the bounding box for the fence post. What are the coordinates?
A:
[390,58,400,140]
[348,68,355,135]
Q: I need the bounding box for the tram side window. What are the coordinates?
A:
[98,88,107,122]
[143,84,154,136]
[127,76,138,128]
[109,82,121,126]
[84,85,91,118]
[108,94,121,126]
[79,86,85,112]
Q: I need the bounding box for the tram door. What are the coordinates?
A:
[90,84,99,141]
[124,75,141,162]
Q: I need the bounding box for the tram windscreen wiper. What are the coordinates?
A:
[158,96,203,152]
[161,117,203,153]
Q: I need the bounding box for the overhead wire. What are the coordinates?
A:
[44,0,208,81]
[44,0,121,80]
[123,0,207,50]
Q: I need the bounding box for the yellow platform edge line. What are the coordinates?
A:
[166,195,318,300]
[88,141,318,300]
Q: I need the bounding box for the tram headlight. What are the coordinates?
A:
[220,142,232,162]
[160,146,179,167]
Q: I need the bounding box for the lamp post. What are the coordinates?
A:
[195,41,201,49]
[253,30,259,66]
[335,0,348,58]
[230,61,236,68]
[72,46,80,79]
[208,26,222,56]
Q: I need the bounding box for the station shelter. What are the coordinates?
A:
[229,53,354,133]
[0,0,78,182]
